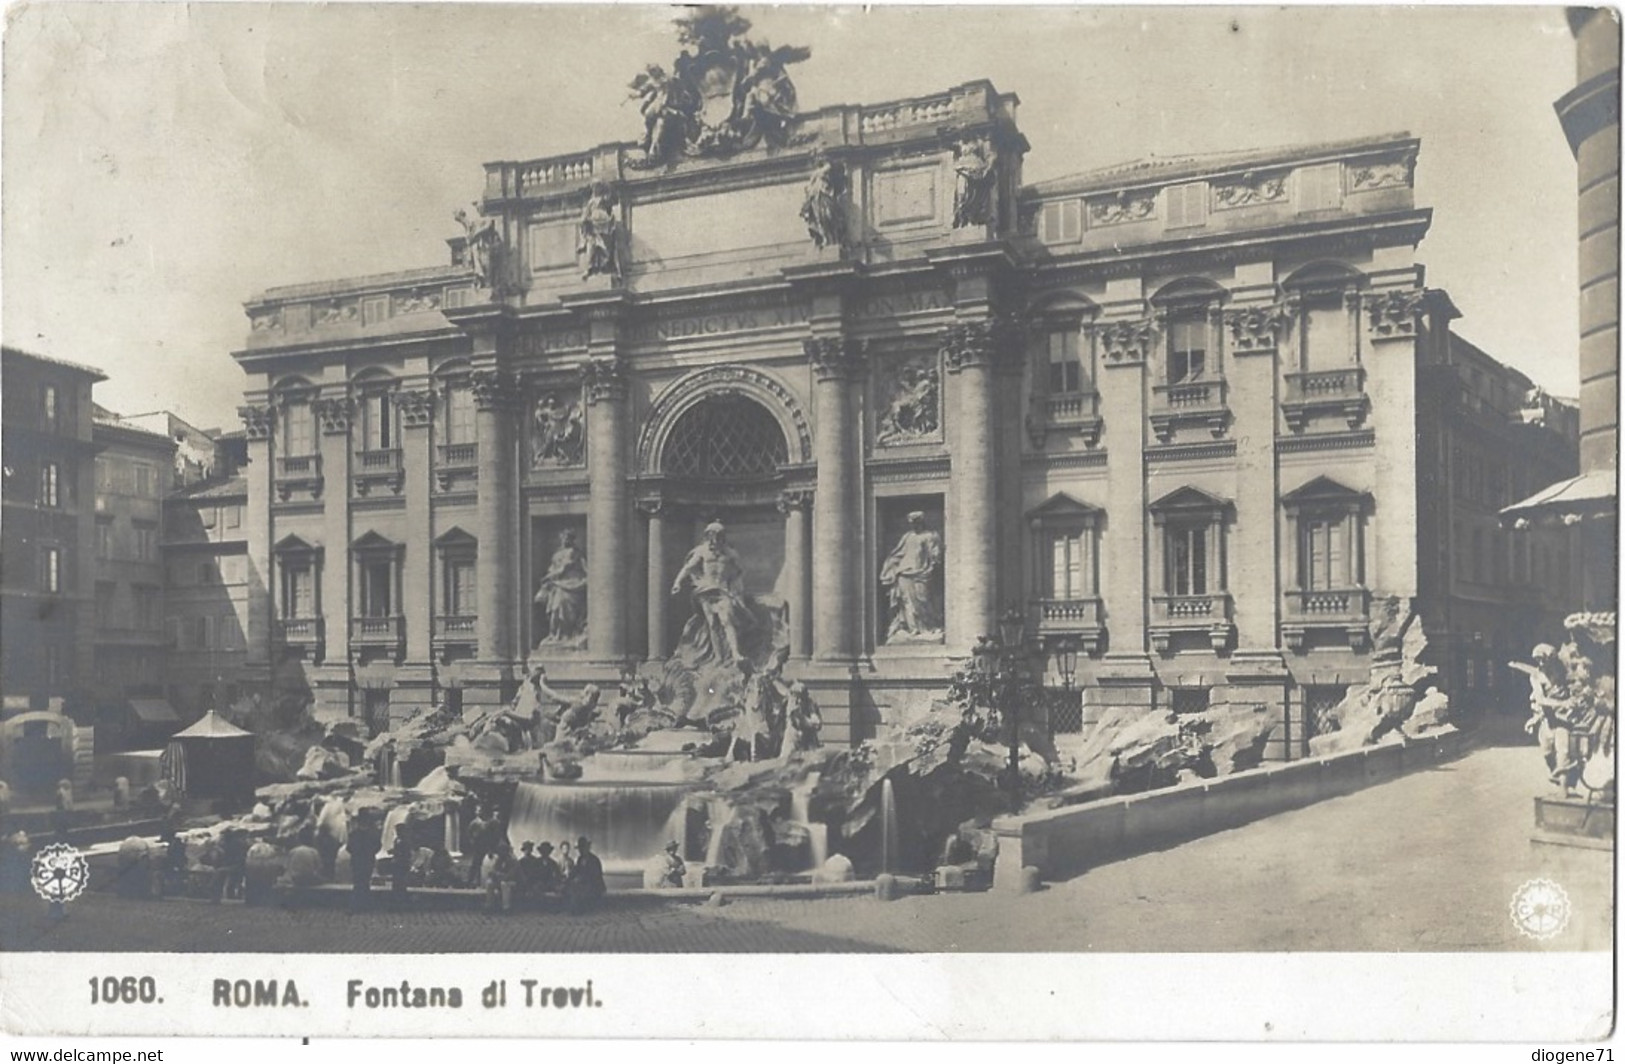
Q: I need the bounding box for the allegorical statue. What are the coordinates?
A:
[671,520,753,664]
[577,183,621,281]
[534,530,588,647]
[800,156,845,250]
[454,205,498,287]
[532,393,584,467]
[952,140,996,229]
[880,511,944,641]
[730,42,807,150]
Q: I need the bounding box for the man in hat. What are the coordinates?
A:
[345,810,384,913]
[671,520,751,664]
[564,835,606,912]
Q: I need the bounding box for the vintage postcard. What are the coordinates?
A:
[0,2,1615,1043]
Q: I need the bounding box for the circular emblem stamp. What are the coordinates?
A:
[1510,877,1571,940]
[30,842,90,906]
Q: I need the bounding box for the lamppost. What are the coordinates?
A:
[973,605,1031,807]
[1046,635,1080,743]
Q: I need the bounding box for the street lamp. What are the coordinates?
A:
[974,605,1029,807]
[1049,636,1080,691]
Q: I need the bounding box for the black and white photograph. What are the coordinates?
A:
[0,2,1616,1044]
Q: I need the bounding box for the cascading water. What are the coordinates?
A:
[507,779,690,866]
[379,805,411,857]
[880,777,898,875]
[790,775,827,871]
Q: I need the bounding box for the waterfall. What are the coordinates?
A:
[443,801,461,855]
[880,777,898,875]
[379,806,411,857]
[507,780,689,866]
[704,798,734,868]
[790,775,827,871]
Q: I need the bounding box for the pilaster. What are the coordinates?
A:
[1095,309,1155,654]
[639,496,667,661]
[778,488,814,660]
[1363,287,1426,599]
[396,387,435,665]
[238,400,276,681]
[313,394,352,663]
[471,369,521,673]
[1224,301,1284,651]
[1224,648,1293,761]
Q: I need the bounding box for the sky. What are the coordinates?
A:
[2,3,1581,430]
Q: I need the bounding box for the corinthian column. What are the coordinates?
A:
[640,497,667,660]
[942,319,1013,648]
[584,357,630,662]
[807,337,866,660]
[471,370,518,663]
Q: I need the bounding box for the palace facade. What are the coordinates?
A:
[232,75,1577,754]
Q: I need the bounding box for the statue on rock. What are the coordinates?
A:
[671,520,754,665]
[534,529,588,647]
[880,511,944,642]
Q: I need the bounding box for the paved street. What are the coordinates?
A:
[2,739,1611,953]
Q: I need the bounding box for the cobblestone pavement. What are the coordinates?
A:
[2,740,1611,953]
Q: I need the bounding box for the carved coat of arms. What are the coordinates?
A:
[628,6,811,164]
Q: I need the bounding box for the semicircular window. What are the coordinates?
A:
[663,395,788,480]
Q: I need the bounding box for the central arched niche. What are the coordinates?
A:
[657,392,790,622]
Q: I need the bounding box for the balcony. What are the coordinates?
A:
[1025,391,1104,449]
[1150,379,1228,442]
[350,615,405,659]
[1031,596,1106,656]
[1281,586,1371,652]
[1149,592,1234,654]
[354,448,404,497]
[274,454,322,501]
[433,614,478,659]
[1282,367,1367,432]
[277,616,325,654]
[435,442,479,490]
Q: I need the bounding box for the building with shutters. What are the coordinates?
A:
[229,70,1577,753]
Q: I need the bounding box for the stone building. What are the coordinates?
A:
[232,50,1577,752]
[163,464,254,721]
[1,347,105,713]
[89,407,176,718]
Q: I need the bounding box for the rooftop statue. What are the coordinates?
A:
[800,156,846,250]
[453,206,498,288]
[628,6,810,164]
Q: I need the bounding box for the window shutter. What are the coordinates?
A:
[1041,200,1082,244]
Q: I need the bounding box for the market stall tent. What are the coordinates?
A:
[164,711,255,804]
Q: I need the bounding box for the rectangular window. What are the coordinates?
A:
[365,393,394,451]
[282,563,315,619]
[1047,531,1088,599]
[1166,523,1208,596]
[95,581,115,616]
[133,464,155,497]
[360,557,394,618]
[1045,330,1083,394]
[42,546,61,593]
[1302,298,1354,370]
[1168,318,1208,383]
[1165,182,1209,229]
[443,286,473,310]
[96,519,113,559]
[1297,163,1343,212]
[1040,199,1082,243]
[134,586,159,629]
[362,296,390,326]
[282,402,315,457]
[446,384,476,445]
[1300,516,1349,590]
[200,505,217,529]
[445,558,476,615]
[133,523,156,561]
[1170,688,1211,715]
[224,504,241,530]
[42,384,58,431]
[39,462,60,508]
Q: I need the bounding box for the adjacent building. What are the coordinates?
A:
[230,63,1577,754]
[1,347,105,714]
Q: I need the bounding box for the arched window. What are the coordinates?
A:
[662,396,787,480]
